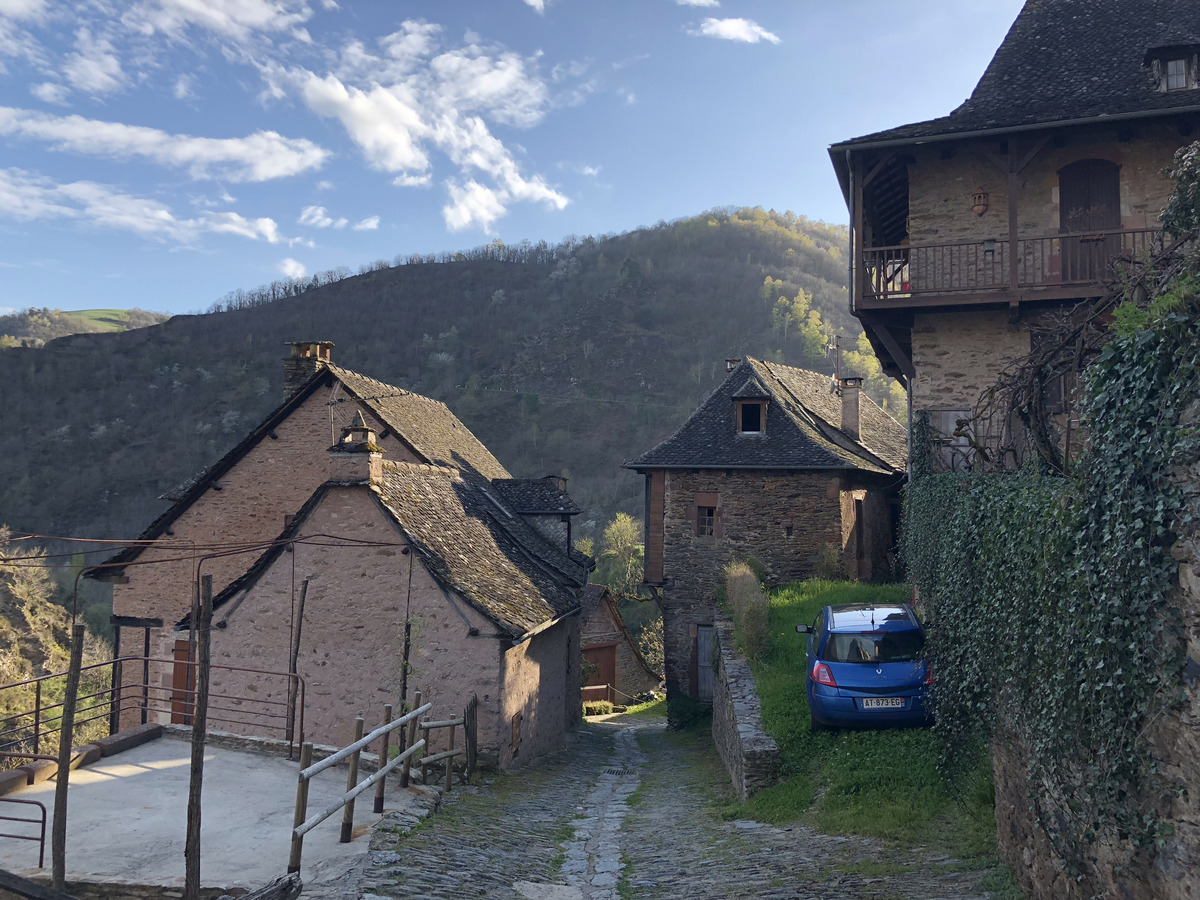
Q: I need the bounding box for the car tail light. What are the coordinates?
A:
[924,662,936,685]
[812,661,836,687]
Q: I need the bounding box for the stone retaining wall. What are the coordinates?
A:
[710,614,778,801]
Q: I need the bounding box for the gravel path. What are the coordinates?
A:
[354,721,997,900]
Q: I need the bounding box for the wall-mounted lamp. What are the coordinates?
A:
[972,191,989,216]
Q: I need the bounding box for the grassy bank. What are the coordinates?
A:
[731,579,1017,892]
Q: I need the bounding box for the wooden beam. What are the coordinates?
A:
[863,152,895,188]
[868,322,915,382]
[1016,136,1049,174]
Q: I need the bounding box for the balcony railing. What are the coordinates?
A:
[859,228,1161,306]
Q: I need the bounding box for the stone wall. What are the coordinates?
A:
[500,622,573,769]
[992,400,1200,899]
[710,614,778,801]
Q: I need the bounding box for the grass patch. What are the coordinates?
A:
[613,697,667,721]
[739,579,1006,867]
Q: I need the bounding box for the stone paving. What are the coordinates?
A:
[354,721,998,900]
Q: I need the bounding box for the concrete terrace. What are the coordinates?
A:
[0,733,435,896]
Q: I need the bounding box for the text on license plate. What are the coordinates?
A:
[861,697,905,710]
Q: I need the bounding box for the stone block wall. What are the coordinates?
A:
[992,399,1200,899]
[710,614,778,801]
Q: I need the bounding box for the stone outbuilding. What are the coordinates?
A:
[87,343,591,769]
[624,357,906,702]
[578,585,661,705]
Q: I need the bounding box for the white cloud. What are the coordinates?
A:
[392,172,431,187]
[173,74,194,100]
[688,17,780,44]
[123,0,315,43]
[352,215,378,230]
[315,179,332,190]
[0,167,286,245]
[522,0,545,12]
[30,82,68,104]
[676,0,719,6]
[298,204,346,228]
[430,46,547,127]
[63,28,126,95]
[580,165,600,177]
[279,257,306,278]
[0,0,46,21]
[619,88,637,104]
[443,180,506,232]
[0,107,329,182]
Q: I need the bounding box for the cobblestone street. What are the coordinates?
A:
[351,720,997,900]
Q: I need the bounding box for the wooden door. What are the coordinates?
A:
[583,645,617,704]
[696,626,714,702]
[170,639,194,724]
[1059,159,1120,282]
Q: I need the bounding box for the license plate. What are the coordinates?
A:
[861,697,905,710]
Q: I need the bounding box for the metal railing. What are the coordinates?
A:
[859,227,1161,303]
[288,696,433,874]
[0,656,306,762]
[0,798,46,868]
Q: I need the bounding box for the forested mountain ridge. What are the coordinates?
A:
[0,308,168,348]
[0,207,902,558]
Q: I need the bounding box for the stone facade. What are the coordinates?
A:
[654,468,894,699]
[992,399,1200,899]
[910,309,1032,413]
[906,127,1180,248]
[580,589,661,702]
[710,615,779,801]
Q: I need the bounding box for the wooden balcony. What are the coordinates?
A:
[855,228,1161,311]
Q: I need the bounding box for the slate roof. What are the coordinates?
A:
[624,358,905,474]
[189,461,588,640]
[491,478,583,515]
[833,0,1200,151]
[88,360,510,579]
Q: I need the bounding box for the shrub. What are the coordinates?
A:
[582,701,613,717]
[666,694,711,730]
[725,561,769,660]
[812,542,843,580]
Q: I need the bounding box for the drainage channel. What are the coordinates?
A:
[514,725,648,900]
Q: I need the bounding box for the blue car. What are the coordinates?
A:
[795,603,932,732]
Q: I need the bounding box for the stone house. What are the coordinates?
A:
[624,357,906,701]
[86,343,590,768]
[830,0,1200,461]
[578,585,661,705]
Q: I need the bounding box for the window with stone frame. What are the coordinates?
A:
[696,505,716,536]
[1167,57,1190,90]
[738,401,765,434]
[1148,49,1198,92]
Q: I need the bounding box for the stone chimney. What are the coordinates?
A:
[328,411,383,483]
[840,376,863,441]
[284,341,334,397]
[725,358,742,373]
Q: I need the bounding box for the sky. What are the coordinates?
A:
[0,0,1027,317]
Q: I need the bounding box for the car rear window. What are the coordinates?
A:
[821,630,924,664]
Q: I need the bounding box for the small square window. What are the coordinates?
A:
[1167,58,1189,90]
[696,506,716,537]
[739,403,762,433]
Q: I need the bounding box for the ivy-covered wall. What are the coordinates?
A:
[903,295,1200,898]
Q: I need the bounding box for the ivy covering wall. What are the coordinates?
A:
[902,291,1199,876]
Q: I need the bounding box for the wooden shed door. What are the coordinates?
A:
[170,639,194,725]
[696,626,714,702]
[1059,159,1120,281]
[583,645,617,704]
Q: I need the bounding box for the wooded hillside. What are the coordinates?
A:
[0,207,901,557]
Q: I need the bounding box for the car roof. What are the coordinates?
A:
[825,604,917,632]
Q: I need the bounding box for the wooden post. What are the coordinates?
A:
[374,704,392,814]
[184,574,213,900]
[285,578,309,752]
[340,717,364,843]
[51,622,86,891]
[445,720,456,793]
[288,742,314,874]
[400,691,421,788]
[419,723,430,786]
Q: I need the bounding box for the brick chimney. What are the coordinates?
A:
[284,341,334,397]
[328,411,383,483]
[840,376,863,441]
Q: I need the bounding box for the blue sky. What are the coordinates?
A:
[0,0,1026,316]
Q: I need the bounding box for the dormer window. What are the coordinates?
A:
[732,377,770,435]
[1146,46,1199,92]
